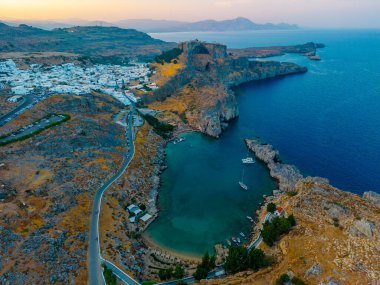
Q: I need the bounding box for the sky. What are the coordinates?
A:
[1,0,380,28]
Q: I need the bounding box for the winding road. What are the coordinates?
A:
[0,96,33,126]
[87,107,275,285]
[88,108,139,285]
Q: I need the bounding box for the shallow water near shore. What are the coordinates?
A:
[147,29,380,256]
[146,130,276,255]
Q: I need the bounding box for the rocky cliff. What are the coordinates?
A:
[148,40,309,137]
[209,139,380,285]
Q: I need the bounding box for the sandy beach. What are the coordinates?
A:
[142,231,202,263]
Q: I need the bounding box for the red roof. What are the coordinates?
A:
[276,206,283,213]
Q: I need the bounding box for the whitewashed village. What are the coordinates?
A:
[0,59,159,105]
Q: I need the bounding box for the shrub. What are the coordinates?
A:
[142,114,174,139]
[142,281,157,285]
[288,214,296,226]
[276,273,290,285]
[0,113,70,146]
[292,276,306,285]
[102,264,117,285]
[267,202,276,213]
[287,190,298,197]
[261,215,296,246]
[155,48,183,64]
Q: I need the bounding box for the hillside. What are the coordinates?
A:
[0,23,176,62]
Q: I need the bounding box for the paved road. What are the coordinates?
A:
[102,259,140,285]
[155,276,195,285]
[88,109,136,285]
[156,268,225,285]
[247,212,272,251]
[0,96,33,126]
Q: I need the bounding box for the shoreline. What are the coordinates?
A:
[142,131,272,265]
[142,231,202,263]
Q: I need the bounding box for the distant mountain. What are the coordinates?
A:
[114,17,299,32]
[115,17,298,32]
[0,23,176,62]
[1,17,298,32]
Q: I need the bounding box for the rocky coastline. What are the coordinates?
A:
[145,40,314,138]
[241,138,379,285]
[228,42,325,60]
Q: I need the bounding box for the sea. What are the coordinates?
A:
[145,29,380,256]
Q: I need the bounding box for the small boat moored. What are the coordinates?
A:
[242,157,255,164]
[239,181,248,190]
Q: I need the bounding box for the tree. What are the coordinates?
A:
[261,215,295,246]
[176,281,187,285]
[248,248,268,270]
[139,203,147,211]
[291,276,306,285]
[288,214,296,227]
[158,268,173,281]
[267,202,276,213]
[193,252,216,281]
[276,273,290,285]
[224,245,248,274]
[224,246,269,274]
[193,266,208,281]
[173,265,185,279]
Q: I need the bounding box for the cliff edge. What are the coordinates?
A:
[205,139,380,285]
[146,40,309,137]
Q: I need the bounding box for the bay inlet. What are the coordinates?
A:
[146,29,380,256]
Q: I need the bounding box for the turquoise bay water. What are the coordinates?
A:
[147,29,380,255]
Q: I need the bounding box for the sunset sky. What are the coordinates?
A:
[1,0,379,28]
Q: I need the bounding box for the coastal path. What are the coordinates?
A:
[247,212,272,251]
[88,108,139,285]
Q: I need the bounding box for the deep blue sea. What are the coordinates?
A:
[146,29,380,256]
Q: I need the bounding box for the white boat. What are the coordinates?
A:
[239,181,248,190]
[239,167,248,190]
[240,232,245,237]
[247,216,253,222]
[237,237,241,243]
[242,157,255,164]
